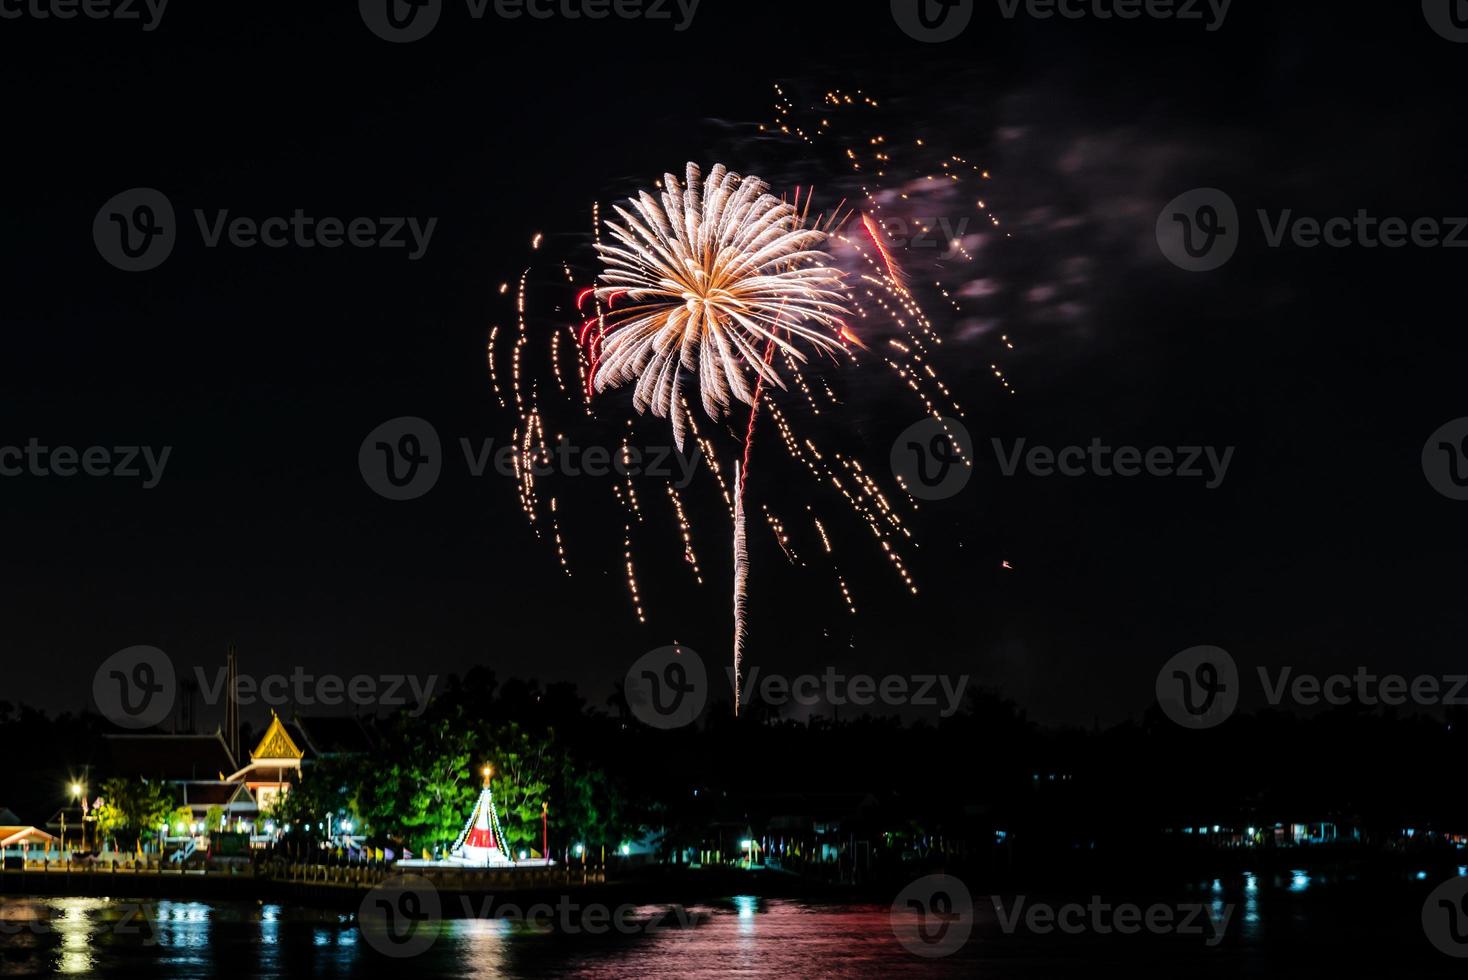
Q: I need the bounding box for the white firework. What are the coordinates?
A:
[594,162,849,449]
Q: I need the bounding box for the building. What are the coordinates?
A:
[0,825,57,862]
[101,712,305,833]
[224,713,303,816]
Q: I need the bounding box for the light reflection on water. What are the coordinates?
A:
[0,895,972,979]
[0,873,1457,978]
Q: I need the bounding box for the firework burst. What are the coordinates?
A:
[593,163,851,451]
[490,89,991,718]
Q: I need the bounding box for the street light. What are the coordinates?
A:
[69,781,87,852]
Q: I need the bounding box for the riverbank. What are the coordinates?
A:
[5,848,1465,912]
[0,861,869,912]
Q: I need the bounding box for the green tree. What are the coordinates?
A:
[356,712,479,854]
[487,721,553,852]
[92,778,176,848]
[267,754,363,836]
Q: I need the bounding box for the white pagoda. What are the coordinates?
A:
[449,765,515,867]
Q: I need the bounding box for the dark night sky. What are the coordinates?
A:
[1,2,1465,729]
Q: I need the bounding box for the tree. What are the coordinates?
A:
[92,778,176,848]
[267,754,363,836]
[486,721,553,852]
[356,711,479,854]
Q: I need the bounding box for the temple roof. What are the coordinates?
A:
[292,714,376,757]
[103,732,238,781]
[180,781,255,808]
[251,712,304,762]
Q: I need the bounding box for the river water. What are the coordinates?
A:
[0,870,1463,977]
